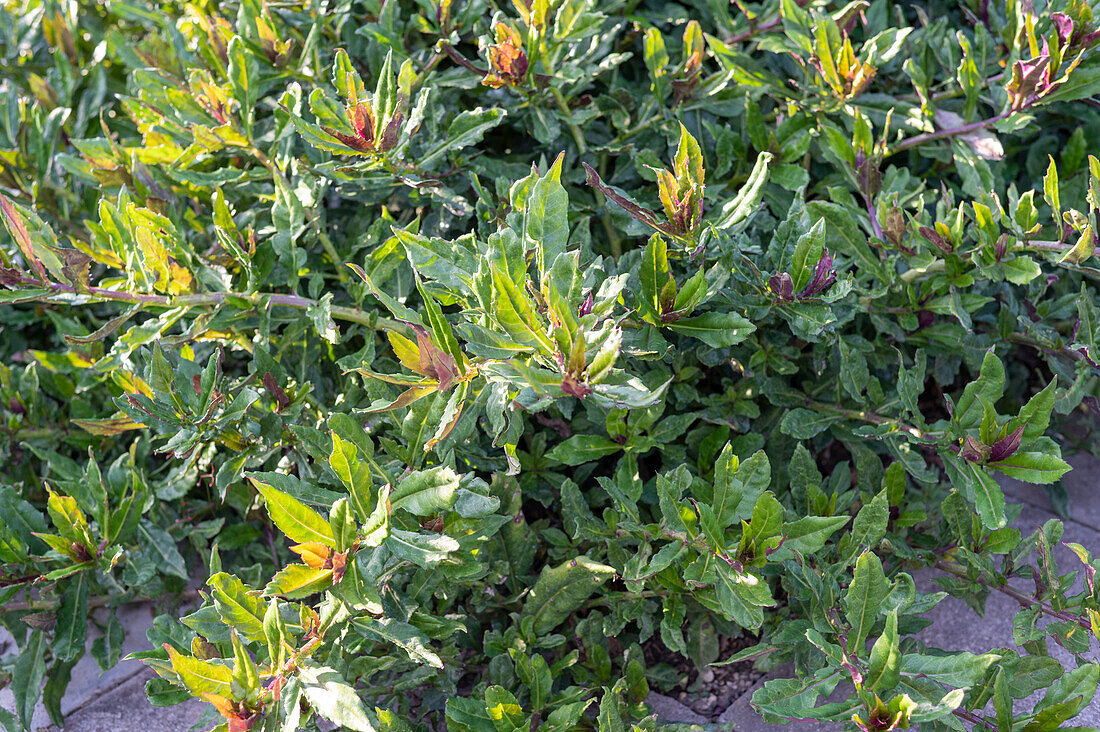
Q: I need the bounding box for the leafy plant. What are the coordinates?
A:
[2,0,1100,730]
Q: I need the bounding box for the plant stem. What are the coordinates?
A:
[9,276,400,331]
[596,153,623,260]
[899,259,947,284]
[440,43,487,77]
[246,145,349,285]
[865,194,884,242]
[1024,239,1100,260]
[309,210,349,283]
[726,15,781,44]
[953,707,997,730]
[3,589,202,613]
[1006,332,1088,367]
[804,400,935,442]
[898,73,1004,104]
[935,560,1091,631]
[900,239,1100,285]
[2,428,59,440]
[550,86,587,154]
[887,112,1009,157]
[585,589,671,608]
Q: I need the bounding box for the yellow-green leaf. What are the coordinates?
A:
[250,477,336,547]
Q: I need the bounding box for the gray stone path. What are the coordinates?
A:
[2,456,1098,730]
[0,601,207,731]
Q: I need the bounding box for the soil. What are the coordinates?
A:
[641,634,766,720]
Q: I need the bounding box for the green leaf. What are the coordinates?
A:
[1002,256,1041,284]
[230,629,261,697]
[848,489,889,557]
[250,477,336,546]
[90,611,123,671]
[43,655,79,728]
[772,516,849,561]
[988,452,1072,485]
[420,108,507,169]
[1035,663,1099,716]
[954,350,1005,429]
[744,492,783,547]
[712,152,773,231]
[900,652,999,688]
[226,37,258,130]
[298,664,378,732]
[0,194,58,282]
[838,338,869,400]
[711,443,742,527]
[137,521,188,580]
[511,651,552,712]
[447,697,496,732]
[352,616,444,669]
[790,218,825,293]
[733,450,772,520]
[329,431,374,522]
[779,408,842,439]
[246,470,344,509]
[597,687,625,732]
[544,700,592,729]
[1043,155,1060,222]
[866,609,901,692]
[165,645,233,696]
[715,565,773,629]
[967,463,1007,529]
[667,311,756,347]
[751,669,841,721]
[844,551,888,653]
[1013,378,1057,442]
[12,629,47,729]
[522,556,616,634]
[1007,656,1065,699]
[208,572,266,641]
[385,529,459,568]
[263,564,333,599]
[484,686,527,732]
[524,153,569,274]
[52,574,88,662]
[329,498,357,553]
[546,435,623,466]
[639,233,669,324]
[391,467,460,515]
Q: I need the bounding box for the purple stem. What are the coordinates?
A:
[888,112,1010,156]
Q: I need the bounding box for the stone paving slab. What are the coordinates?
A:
[645,693,710,725]
[0,600,206,731]
[1001,451,1100,527]
[40,670,206,732]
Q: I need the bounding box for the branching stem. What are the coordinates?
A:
[8,276,400,331]
[887,112,1009,156]
[935,560,1091,631]
[803,399,934,442]
[726,15,781,44]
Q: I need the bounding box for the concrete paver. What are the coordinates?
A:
[40,672,206,732]
[645,692,710,724]
[1001,451,1100,528]
[1,600,206,731]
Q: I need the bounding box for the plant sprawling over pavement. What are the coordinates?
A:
[2,0,1100,729]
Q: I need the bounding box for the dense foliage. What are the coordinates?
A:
[2,0,1100,729]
